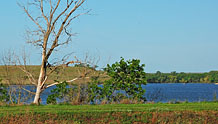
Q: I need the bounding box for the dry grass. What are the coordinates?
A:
[0,65,108,85]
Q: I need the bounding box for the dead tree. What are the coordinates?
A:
[18,0,89,105]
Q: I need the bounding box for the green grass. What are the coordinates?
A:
[0,102,217,115]
[0,102,217,123]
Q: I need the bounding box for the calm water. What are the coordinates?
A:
[144,83,218,103]
[9,83,218,104]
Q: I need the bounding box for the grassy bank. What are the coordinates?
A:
[0,65,106,85]
[0,102,217,123]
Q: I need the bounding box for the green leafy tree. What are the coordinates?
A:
[88,58,147,103]
[209,71,218,83]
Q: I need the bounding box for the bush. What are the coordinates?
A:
[0,79,9,103]
[88,58,147,104]
[47,81,89,105]
[47,81,70,104]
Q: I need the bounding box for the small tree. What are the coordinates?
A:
[88,58,147,104]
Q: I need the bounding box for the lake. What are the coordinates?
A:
[9,83,218,104]
[144,83,218,103]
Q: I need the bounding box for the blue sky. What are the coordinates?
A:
[1,0,218,73]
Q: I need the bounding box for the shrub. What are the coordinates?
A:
[47,81,70,104]
[0,79,9,103]
[88,58,147,104]
[47,81,89,105]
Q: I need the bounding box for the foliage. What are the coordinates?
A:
[87,78,103,103]
[88,58,147,103]
[47,81,70,104]
[0,79,9,103]
[47,81,89,105]
[146,71,218,83]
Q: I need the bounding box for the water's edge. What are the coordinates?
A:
[8,83,218,104]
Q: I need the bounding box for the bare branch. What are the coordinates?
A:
[47,58,81,77]
[18,3,45,34]
[40,0,49,25]
[46,77,89,89]
[49,0,53,17]
[21,87,36,95]
[49,0,61,24]
[16,65,37,86]
[50,0,73,31]
[46,78,78,88]
[65,10,91,29]
[40,76,48,88]
[46,0,86,60]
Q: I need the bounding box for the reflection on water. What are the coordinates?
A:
[8,83,218,104]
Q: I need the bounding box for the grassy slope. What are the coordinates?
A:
[0,65,107,85]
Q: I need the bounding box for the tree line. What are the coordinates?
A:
[146,71,218,83]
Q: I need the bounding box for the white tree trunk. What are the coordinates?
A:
[33,62,46,104]
[33,85,41,104]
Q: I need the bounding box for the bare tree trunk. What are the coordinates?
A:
[33,85,41,104]
[33,58,46,104]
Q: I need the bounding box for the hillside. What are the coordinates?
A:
[0,65,108,85]
[1,65,218,84]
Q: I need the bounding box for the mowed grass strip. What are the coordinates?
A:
[0,102,217,114]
